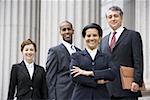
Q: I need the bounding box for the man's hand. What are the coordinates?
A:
[131,82,139,92]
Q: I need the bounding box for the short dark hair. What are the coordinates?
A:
[60,20,73,30]
[106,6,123,17]
[82,23,103,38]
[21,38,37,52]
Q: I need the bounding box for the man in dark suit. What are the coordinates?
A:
[46,20,80,100]
[101,6,144,100]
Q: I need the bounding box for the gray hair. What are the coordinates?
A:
[106,6,123,17]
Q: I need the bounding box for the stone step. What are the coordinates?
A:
[142,89,150,97]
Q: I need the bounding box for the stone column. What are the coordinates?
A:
[135,0,150,89]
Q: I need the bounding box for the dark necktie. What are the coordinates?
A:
[110,32,116,51]
[71,45,76,54]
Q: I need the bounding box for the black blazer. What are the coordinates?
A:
[101,28,143,97]
[7,61,48,100]
[70,49,115,100]
[46,43,80,100]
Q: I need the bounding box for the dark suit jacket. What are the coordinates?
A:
[7,61,48,100]
[46,43,80,100]
[70,49,115,100]
[101,28,143,97]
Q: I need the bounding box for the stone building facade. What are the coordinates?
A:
[0,0,149,99]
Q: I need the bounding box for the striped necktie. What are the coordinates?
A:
[110,32,116,51]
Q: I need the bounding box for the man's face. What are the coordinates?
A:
[60,22,74,44]
[106,10,123,31]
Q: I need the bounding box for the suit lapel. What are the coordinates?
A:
[82,49,102,61]
[106,34,111,50]
[32,63,38,81]
[81,49,103,64]
[95,50,103,60]
[113,28,128,50]
[102,29,128,54]
[82,49,92,60]
[60,43,71,61]
[75,46,80,52]
[103,34,112,54]
[20,61,31,79]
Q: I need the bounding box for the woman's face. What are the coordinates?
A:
[22,44,35,63]
[84,28,100,50]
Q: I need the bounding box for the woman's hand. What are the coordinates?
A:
[71,66,94,77]
[97,80,109,84]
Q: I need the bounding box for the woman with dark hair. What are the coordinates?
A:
[70,23,116,100]
[7,39,48,100]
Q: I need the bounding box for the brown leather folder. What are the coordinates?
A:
[120,66,145,91]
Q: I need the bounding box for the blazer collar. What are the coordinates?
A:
[107,27,128,52]
[60,43,71,60]
[20,61,32,80]
[32,63,39,81]
[82,49,103,60]
[115,27,128,47]
[20,61,38,81]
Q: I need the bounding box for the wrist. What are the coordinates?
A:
[87,71,94,76]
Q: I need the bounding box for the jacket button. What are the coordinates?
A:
[30,87,33,90]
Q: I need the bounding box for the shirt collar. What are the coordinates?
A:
[111,26,124,34]
[86,48,98,54]
[62,40,74,47]
[24,60,34,67]
[86,48,98,60]
[109,26,124,45]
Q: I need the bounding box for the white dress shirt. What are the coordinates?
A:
[62,40,76,55]
[109,26,125,45]
[86,48,98,60]
[24,60,34,79]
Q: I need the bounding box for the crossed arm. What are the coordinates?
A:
[71,66,109,84]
